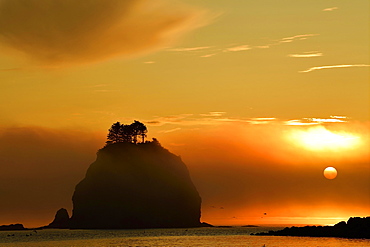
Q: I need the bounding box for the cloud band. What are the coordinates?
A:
[300,64,370,73]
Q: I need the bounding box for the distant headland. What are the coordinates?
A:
[0,224,25,231]
[252,216,370,239]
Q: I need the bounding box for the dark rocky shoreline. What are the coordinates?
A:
[0,224,26,231]
[252,217,370,239]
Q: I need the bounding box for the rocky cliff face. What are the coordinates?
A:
[69,142,202,229]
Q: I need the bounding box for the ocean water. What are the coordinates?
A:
[0,227,369,247]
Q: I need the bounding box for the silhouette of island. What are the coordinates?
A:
[252,217,370,239]
[46,208,70,229]
[0,224,25,231]
[58,121,204,229]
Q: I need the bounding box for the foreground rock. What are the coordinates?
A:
[69,141,202,229]
[252,217,370,239]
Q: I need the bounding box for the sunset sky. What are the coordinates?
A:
[0,0,369,228]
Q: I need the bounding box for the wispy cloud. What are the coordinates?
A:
[200,54,216,58]
[224,45,251,52]
[168,46,212,52]
[147,113,278,127]
[200,112,226,117]
[284,120,319,126]
[323,7,338,11]
[279,34,319,43]
[145,114,195,126]
[144,61,156,64]
[300,64,370,73]
[285,117,348,126]
[310,118,347,123]
[255,45,270,49]
[159,128,182,133]
[288,52,323,58]
[330,116,348,119]
[146,112,351,128]
[165,33,318,60]
[247,118,277,125]
[210,117,277,125]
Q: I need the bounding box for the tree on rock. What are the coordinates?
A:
[106,121,147,145]
[121,124,134,143]
[131,120,147,144]
[107,122,123,144]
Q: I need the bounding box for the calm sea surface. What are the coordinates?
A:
[0,227,369,247]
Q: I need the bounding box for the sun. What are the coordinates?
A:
[288,126,360,151]
[324,167,337,179]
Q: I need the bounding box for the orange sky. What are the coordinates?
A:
[0,120,368,227]
[0,0,369,227]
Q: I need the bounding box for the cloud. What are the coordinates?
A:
[284,120,319,126]
[159,127,182,133]
[145,113,278,127]
[199,112,226,117]
[0,0,207,66]
[224,45,251,52]
[224,34,319,52]
[146,113,354,128]
[145,114,195,126]
[300,64,370,73]
[255,45,270,49]
[285,116,348,126]
[330,115,348,119]
[279,34,319,43]
[168,46,211,52]
[247,118,277,125]
[166,33,318,60]
[166,45,218,58]
[288,52,323,58]
[323,7,338,11]
[200,54,216,58]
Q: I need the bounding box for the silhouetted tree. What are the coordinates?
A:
[107,122,123,144]
[140,125,148,143]
[131,120,147,144]
[106,121,148,145]
[121,124,133,143]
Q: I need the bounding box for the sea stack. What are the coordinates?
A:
[47,208,70,229]
[69,141,202,229]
